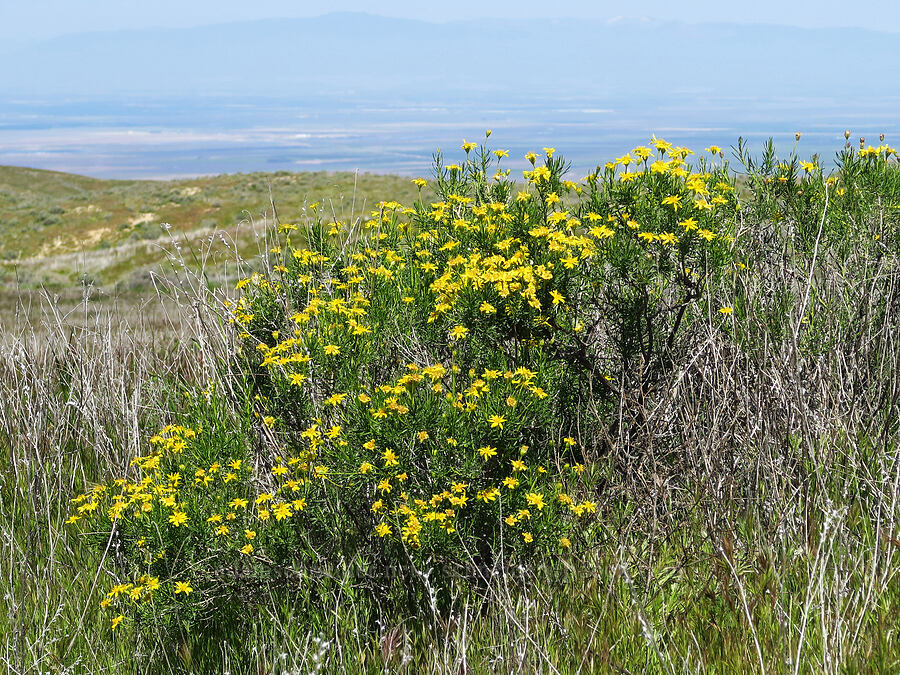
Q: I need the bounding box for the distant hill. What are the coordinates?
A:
[3,13,900,98]
[0,165,419,288]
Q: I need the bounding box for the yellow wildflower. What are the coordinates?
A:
[449,325,469,340]
[168,511,188,527]
[525,492,545,510]
[174,581,193,595]
[478,446,498,460]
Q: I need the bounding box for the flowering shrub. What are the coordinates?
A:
[68,135,786,634]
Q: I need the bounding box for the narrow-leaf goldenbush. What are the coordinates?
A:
[67,135,900,639]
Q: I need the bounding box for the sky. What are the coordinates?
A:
[0,0,897,41]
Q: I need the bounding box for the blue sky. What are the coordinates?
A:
[1,0,897,40]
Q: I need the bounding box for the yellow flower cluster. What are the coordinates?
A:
[220,137,740,549]
[68,424,260,607]
[70,138,747,624]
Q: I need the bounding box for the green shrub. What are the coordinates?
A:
[67,134,900,641]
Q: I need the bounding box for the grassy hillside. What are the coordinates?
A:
[0,165,420,288]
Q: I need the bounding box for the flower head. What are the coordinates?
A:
[174,581,193,595]
[168,511,188,527]
[478,445,498,460]
[449,325,469,341]
[525,492,545,510]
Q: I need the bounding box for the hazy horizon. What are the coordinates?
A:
[3,2,899,41]
[2,92,894,180]
[2,11,898,179]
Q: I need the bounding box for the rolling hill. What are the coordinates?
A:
[0,165,419,288]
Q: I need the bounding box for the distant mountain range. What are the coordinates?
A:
[2,12,899,99]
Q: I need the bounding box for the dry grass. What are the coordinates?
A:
[4,250,899,673]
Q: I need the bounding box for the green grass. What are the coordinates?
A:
[4,342,899,673]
